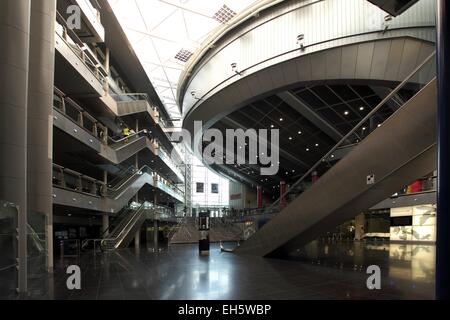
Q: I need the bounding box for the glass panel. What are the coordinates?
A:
[27,209,48,295]
[0,200,18,298]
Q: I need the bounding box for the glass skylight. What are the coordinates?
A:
[108,0,261,119]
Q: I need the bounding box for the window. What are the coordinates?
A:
[211,183,219,194]
[196,182,204,193]
[390,216,413,227]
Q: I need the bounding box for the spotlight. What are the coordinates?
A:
[231,63,243,76]
[297,34,305,50]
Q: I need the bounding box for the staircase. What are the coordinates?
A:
[169,218,243,245]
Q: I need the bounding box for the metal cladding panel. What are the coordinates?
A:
[181,0,435,118]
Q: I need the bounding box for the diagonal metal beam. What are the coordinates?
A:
[371,86,405,112]
[277,91,344,142]
[221,117,310,170]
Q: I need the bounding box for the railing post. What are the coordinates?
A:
[60,168,66,188]
[61,96,66,114]
[78,111,84,127]
[93,121,98,137]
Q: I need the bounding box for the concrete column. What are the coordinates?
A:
[153,220,159,248]
[104,48,110,74]
[27,0,57,274]
[0,0,31,293]
[102,215,109,237]
[134,230,140,249]
[134,154,139,203]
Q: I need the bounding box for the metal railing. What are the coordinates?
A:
[56,12,107,85]
[85,202,150,251]
[53,164,105,197]
[53,87,108,143]
[262,52,437,216]
[52,163,184,201]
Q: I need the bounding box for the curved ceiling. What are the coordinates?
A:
[108,0,262,120]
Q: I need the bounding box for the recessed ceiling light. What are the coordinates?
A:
[279,118,284,122]
[289,137,293,141]
[315,143,319,147]
[344,111,350,116]
[298,131,302,135]
[271,124,275,128]
[362,127,367,131]
[359,106,365,111]
[306,148,310,152]
[377,124,382,128]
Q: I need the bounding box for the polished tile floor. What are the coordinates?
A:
[1,242,435,300]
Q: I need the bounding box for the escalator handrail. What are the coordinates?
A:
[103,202,151,243]
[266,51,437,213]
[105,165,155,195]
[107,129,151,145]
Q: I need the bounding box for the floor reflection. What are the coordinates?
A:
[291,241,435,284]
[0,242,435,300]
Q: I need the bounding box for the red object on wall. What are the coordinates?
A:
[409,180,423,193]
[280,181,287,209]
[257,186,263,209]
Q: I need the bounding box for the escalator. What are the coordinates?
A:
[53,165,157,213]
[101,203,149,250]
[237,53,437,257]
[52,101,159,164]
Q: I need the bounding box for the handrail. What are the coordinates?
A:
[88,202,150,247]
[107,129,151,144]
[266,51,437,213]
[54,86,108,142]
[56,12,107,84]
[105,165,154,194]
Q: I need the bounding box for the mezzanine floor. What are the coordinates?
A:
[1,242,435,300]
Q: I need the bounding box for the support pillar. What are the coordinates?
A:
[436,0,450,300]
[153,220,159,248]
[257,186,263,209]
[102,215,109,237]
[0,0,31,294]
[311,171,319,184]
[134,230,140,249]
[27,0,57,274]
[279,181,287,209]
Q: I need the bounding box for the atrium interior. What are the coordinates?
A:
[0,0,449,301]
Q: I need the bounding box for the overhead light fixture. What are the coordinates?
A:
[359,106,365,111]
[306,148,310,152]
[344,111,350,116]
[191,91,202,101]
[298,131,302,135]
[383,15,393,34]
[271,124,275,128]
[289,137,293,141]
[315,143,319,147]
[279,118,284,122]
[231,63,243,76]
[297,34,305,50]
